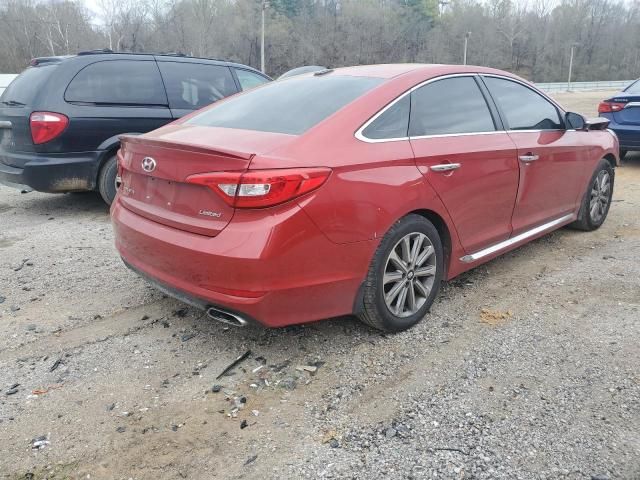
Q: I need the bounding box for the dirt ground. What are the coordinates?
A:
[0,91,638,480]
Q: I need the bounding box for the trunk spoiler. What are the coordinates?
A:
[119,134,254,160]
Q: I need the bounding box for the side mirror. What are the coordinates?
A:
[565,112,586,130]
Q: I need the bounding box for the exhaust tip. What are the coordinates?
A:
[206,306,248,327]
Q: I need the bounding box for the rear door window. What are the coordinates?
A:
[483,76,562,130]
[361,95,410,140]
[1,65,57,106]
[234,69,269,91]
[65,60,167,105]
[158,62,237,110]
[409,76,496,137]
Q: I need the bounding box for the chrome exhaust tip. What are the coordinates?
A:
[206,306,248,327]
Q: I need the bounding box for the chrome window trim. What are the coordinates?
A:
[355,73,493,144]
[624,101,640,108]
[409,130,506,140]
[460,214,574,263]
[480,73,567,114]
[354,72,570,144]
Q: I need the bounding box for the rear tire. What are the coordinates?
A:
[358,214,443,332]
[98,155,118,206]
[570,159,614,231]
[619,149,627,161]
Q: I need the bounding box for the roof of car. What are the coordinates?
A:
[29,51,267,77]
[329,63,517,80]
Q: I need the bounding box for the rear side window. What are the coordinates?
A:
[65,60,167,105]
[409,76,496,137]
[361,95,410,140]
[1,65,57,106]
[187,75,383,135]
[483,76,562,130]
[158,62,237,109]
[235,69,269,91]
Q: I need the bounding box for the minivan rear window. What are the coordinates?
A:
[186,75,383,135]
[1,65,57,106]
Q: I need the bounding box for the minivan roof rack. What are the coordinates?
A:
[73,49,227,62]
[77,48,115,56]
[30,55,73,66]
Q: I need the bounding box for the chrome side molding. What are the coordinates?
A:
[460,214,574,263]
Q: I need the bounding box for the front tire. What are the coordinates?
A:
[358,214,443,332]
[98,155,118,206]
[570,159,614,231]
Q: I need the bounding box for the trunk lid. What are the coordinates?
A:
[118,125,295,237]
[610,93,640,126]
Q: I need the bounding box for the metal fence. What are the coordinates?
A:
[536,80,633,93]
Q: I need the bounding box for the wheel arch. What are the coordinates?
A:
[96,132,143,178]
[603,153,617,169]
[408,209,452,278]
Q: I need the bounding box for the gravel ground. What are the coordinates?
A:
[0,92,639,480]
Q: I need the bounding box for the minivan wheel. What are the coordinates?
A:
[358,214,443,332]
[570,159,614,231]
[98,155,118,206]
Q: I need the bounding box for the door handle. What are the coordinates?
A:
[519,154,539,163]
[430,163,461,172]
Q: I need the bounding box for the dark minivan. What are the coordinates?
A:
[0,51,270,204]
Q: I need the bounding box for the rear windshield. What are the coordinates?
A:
[186,75,383,135]
[625,80,640,94]
[0,65,57,106]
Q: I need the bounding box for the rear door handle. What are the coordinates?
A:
[519,154,539,163]
[430,163,461,172]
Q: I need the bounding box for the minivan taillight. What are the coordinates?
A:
[30,112,69,144]
[597,101,626,114]
[186,168,331,208]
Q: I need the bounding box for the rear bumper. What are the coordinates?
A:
[0,149,101,193]
[608,122,640,150]
[111,199,375,328]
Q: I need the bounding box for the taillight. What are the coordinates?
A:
[186,167,331,208]
[30,112,69,144]
[598,101,626,114]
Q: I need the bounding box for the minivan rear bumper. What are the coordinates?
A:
[0,150,101,192]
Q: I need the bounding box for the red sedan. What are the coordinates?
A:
[112,64,619,332]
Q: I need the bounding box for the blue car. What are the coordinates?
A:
[598,79,640,159]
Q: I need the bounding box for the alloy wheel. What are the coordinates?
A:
[383,232,437,317]
[589,170,611,223]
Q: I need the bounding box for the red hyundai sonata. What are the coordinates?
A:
[112,64,619,332]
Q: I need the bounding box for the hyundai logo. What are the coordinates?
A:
[141,157,157,172]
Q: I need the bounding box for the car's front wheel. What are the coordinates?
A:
[358,214,443,332]
[571,158,614,231]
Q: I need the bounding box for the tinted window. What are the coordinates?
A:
[159,62,237,109]
[1,65,57,106]
[235,69,269,91]
[65,60,166,105]
[484,77,562,130]
[409,76,496,136]
[362,95,410,139]
[187,75,383,135]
